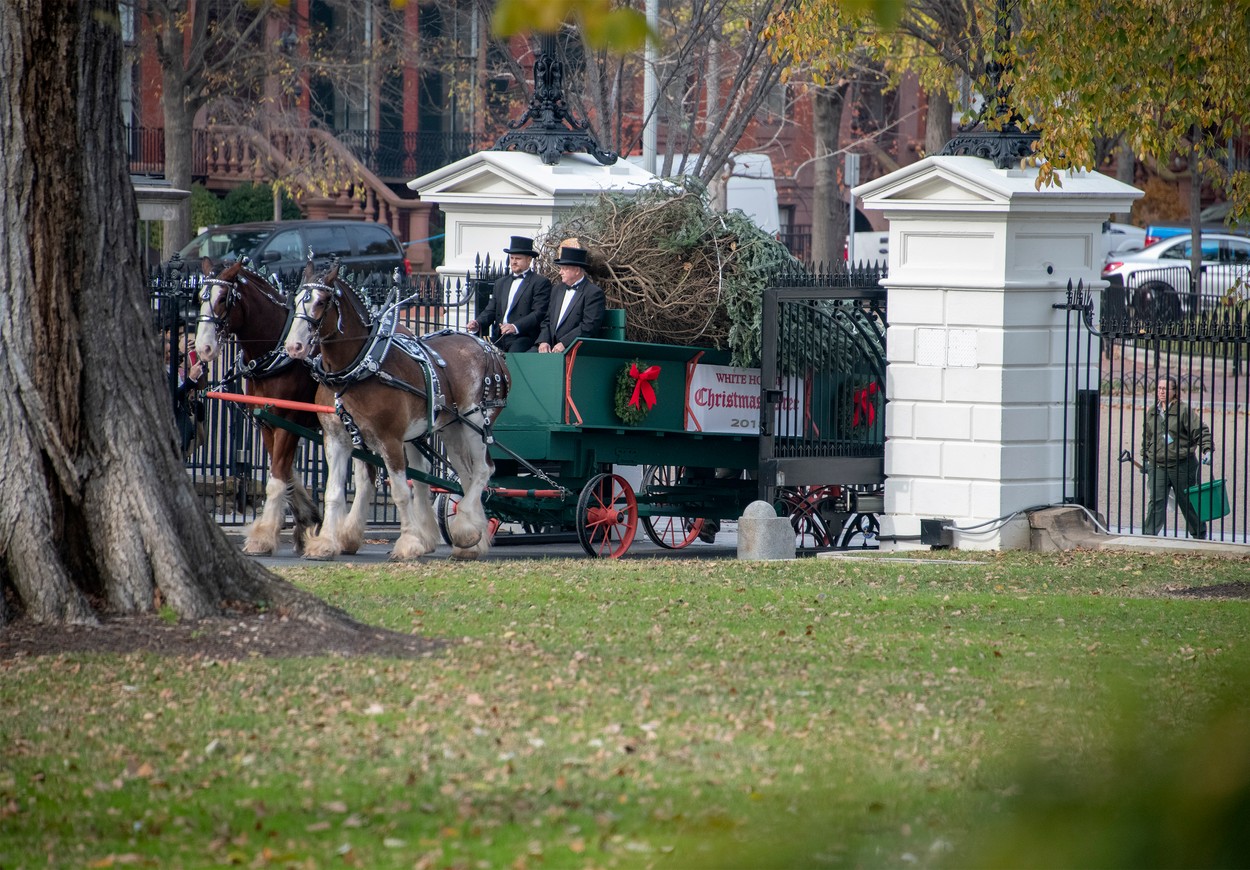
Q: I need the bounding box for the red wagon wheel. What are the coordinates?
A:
[640,465,704,549]
[777,485,839,549]
[576,473,638,558]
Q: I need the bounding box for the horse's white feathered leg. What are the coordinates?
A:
[339,456,376,555]
[441,420,493,560]
[303,422,352,560]
[243,476,288,555]
[405,442,441,554]
[387,443,434,560]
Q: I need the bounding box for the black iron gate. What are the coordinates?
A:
[759,268,888,546]
[1059,279,1250,542]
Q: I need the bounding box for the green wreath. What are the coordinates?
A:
[614,360,660,425]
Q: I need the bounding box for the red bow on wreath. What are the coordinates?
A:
[852,382,879,427]
[628,363,661,410]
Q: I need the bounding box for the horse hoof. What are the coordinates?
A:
[302,540,340,560]
[242,540,275,556]
[450,547,481,561]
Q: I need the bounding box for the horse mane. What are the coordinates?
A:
[315,260,374,327]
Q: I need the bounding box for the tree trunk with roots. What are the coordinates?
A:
[0,0,349,629]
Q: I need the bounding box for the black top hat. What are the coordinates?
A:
[553,246,590,268]
[503,236,538,257]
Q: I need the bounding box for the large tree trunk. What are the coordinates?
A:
[0,0,348,628]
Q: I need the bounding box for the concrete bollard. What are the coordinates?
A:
[737,500,796,560]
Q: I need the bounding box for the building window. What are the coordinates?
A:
[756,82,788,124]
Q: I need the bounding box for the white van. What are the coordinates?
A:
[627,152,781,236]
[722,153,780,235]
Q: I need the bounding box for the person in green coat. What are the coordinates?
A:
[1141,375,1213,538]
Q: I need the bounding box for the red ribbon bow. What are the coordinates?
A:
[852,382,879,427]
[628,363,661,410]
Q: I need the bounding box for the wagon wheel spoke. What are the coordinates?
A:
[576,473,638,558]
[777,485,839,550]
[640,465,703,549]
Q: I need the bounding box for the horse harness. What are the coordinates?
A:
[298,280,509,449]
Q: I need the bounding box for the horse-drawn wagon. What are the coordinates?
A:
[182,258,887,559]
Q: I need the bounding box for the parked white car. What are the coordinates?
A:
[1102,232,1250,318]
[1103,221,1146,261]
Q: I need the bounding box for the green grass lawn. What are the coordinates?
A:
[3,550,1249,869]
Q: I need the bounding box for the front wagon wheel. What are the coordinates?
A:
[576,473,638,558]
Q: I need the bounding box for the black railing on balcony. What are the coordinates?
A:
[332,129,475,179]
[127,125,167,175]
[780,223,812,265]
[125,125,475,181]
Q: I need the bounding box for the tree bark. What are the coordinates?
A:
[1115,138,1136,222]
[1189,125,1203,308]
[159,42,195,252]
[811,85,849,267]
[925,89,952,157]
[0,0,351,629]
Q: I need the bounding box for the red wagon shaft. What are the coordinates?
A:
[205,391,335,415]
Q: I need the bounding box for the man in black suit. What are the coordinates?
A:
[536,246,605,353]
[467,235,552,353]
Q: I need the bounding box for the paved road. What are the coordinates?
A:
[227,525,744,567]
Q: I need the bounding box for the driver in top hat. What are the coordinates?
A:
[467,235,552,353]
[535,245,605,353]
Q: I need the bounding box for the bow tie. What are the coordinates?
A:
[511,273,525,279]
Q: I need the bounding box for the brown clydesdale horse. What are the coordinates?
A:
[193,260,376,557]
[284,260,509,560]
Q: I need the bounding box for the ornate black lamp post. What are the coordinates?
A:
[937,0,1040,168]
[492,33,618,166]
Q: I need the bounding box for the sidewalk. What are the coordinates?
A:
[1029,507,1250,558]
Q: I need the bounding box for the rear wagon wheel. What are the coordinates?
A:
[640,465,703,549]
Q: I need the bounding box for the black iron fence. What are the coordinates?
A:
[779,224,811,264]
[1105,262,1250,324]
[1060,280,1250,542]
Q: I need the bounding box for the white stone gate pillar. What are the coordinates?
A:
[855,156,1141,550]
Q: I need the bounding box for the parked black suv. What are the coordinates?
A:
[174,219,409,279]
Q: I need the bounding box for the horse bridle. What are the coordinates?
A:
[195,276,239,339]
[294,274,373,346]
[198,269,299,383]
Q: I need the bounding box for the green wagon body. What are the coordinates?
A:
[483,338,762,550]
